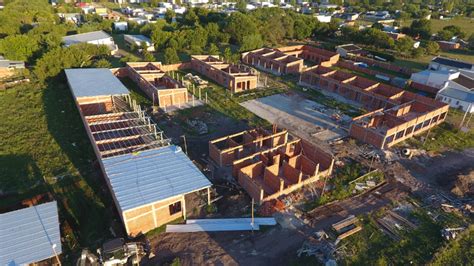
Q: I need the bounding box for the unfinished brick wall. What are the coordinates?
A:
[210,128,334,203]
[190,55,258,93]
[242,48,304,76]
[123,195,184,236]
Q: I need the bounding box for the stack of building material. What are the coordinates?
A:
[166,217,277,233]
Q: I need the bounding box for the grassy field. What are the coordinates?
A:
[405,109,474,152]
[402,17,474,37]
[342,211,444,265]
[0,80,117,257]
[394,49,474,72]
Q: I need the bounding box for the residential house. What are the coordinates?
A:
[62,30,118,54]
[429,56,474,72]
[336,44,363,58]
[436,70,474,113]
[124,34,155,52]
[113,21,128,32]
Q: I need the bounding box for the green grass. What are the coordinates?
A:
[405,110,474,152]
[274,75,365,117]
[343,211,444,265]
[431,225,474,266]
[303,161,376,211]
[402,17,474,37]
[177,69,271,127]
[0,80,115,256]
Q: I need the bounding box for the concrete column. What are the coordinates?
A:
[182,195,187,220]
[207,187,211,205]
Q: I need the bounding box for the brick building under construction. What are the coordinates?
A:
[299,65,449,149]
[65,68,211,236]
[190,55,259,93]
[241,45,340,76]
[209,128,334,203]
[124,62,189,108]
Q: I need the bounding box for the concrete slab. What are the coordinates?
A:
[240,93,349,145]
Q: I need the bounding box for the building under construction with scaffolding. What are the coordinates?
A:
[65,68,211,236]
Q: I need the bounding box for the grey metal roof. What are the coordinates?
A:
[438,87,474,102]
[432,56,473,70]
[62,30,112,45]
[65,68,129,98]
[102,145,212,212]
[124,34,152,43]
[0,201,62,266]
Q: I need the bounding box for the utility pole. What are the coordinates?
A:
[181,135,188,155]
[251,198,255,233]
[52,244,61,266]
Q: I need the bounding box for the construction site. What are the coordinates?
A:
[298,65,449,149]
[4,38,471,266]
[208,127,334,203]
[65,68,212,237]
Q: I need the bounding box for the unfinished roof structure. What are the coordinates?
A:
[65,68,211,236]
[299,65,449,149]
[209,127,334,203]
[190,55,259,93]
[277,45,340,67]
[0,201,61,265]
[125,62,189,108]
[241,48,304,76]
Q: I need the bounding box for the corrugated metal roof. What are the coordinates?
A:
[102,145,212,212]
[432,56,473,70]
[65,68,129,98]
[0,202,62,265]
[438,87,474,102]
[62,30,111,45]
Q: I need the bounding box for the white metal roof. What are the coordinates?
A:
[0,201,62,265]
[65,68,129,98]
[62,30,111,45]
[102,145,212,212]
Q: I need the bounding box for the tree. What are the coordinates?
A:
[372,22,385,30]
[409,19,432,39]
[411,47,426,58]
[0,34,39,61]
[425,41,440,55]
[468,34,474,50]
[182,8,199,26]
[163,47,179,64]
[442,25,465,39]
[223,47,232,62]
[142,51,155,62]
[395,37,415,56]
[207,43,219,55]
[165,9,175,24]
[239,34,264,51]
[225,12,258,46]
[437,29,454,41]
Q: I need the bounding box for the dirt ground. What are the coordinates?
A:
[240,93,349,147]
[398,148,474,198]
[154,106,249,167]
[142,179,408,266]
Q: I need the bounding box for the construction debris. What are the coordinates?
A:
[441,227,465,240]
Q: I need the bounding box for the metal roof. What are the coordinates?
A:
[102,145,212,212]
[124,34,152,43]
[432,56,473,70]
[438,87,474,102]
[65,68,129,98]
[0,201,62,266]
[62,30,111,45]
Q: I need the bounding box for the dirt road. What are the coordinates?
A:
[143,181,407,265]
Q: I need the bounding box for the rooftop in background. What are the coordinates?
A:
[62,30,112,45]
[0,201,61,266]
[432,56,474,70]
[438,87,474,102]
[102,145,212,212]
[65,68,129,98]
[124,34,152,43]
